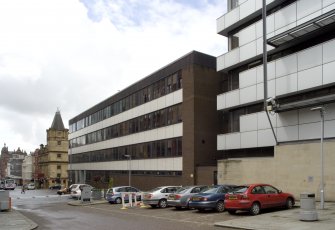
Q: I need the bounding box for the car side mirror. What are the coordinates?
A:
[278,190,282,194]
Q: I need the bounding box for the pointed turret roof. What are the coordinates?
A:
[51,109,65,130]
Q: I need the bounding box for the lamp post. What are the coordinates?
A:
[124,154,131,186]
[69,142,72,185]
[310,106,325,209]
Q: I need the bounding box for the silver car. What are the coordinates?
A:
[142,186,181,208]
[167,185,209,209]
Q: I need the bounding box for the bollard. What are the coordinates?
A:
[120,192,147,209]
[140,192,149,208]
[129,193,133,207]
[121,193,127,210]
[134,193,140,207]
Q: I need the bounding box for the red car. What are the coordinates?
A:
[225,183,295,215]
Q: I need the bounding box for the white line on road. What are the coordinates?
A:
[14,194,71,199]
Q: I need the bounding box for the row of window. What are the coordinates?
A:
[68,170,182,185]
[219,103,263,133]
[220,147,274,159]
[70,71,182,133]
[69,137,182,163]
[70,104,182,148]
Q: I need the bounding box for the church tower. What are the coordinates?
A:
[39,109,69,188]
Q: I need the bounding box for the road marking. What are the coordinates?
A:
[14,194,71,200]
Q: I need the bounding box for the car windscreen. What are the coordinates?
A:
[175,187,190,194]
[232,186,249,194]
[147,187,163,192]
[203,187,219,194]
[116,187,127,192]
[199,186,210,192]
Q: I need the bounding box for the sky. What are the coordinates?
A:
[0,0,227,154]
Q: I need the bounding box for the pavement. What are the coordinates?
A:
[214,202,335,230]
[1,199,335,230]
[0,209,38,230]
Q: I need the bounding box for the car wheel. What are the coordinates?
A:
[227,210,237,215]
[250,202,261,215]
[286,198,294,209]
[158,199,168,208]
[186,201,192,209]
[216,201,225,212]
[115,197,122,204]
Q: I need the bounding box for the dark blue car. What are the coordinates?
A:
[188,184,236,212]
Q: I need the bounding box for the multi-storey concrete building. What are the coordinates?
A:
[68,51,222,190]
[38,110,69,188]
[216,0,335,200]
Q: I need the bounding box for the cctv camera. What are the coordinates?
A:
[266,97,279,112]
[310,106,323,111]
[266,97,276,105]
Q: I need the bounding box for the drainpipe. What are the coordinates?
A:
[263,0,278,145]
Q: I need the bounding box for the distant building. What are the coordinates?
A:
[31,148,42,187]
[0,144,10,179]
[8,148,26,184]
[68,51,222,190]
[0,144,27,185]
[22,155,33,184]
[38,110,69,189]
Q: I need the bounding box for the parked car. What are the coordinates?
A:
[70,184,93,199]
[142,186,181,208]
[225,183,295,215]
[167,185,209,209]
[188,184,236,212]
[68,184,76,192]
[27,183,35,190]
[105,186,142,204]
[57,186,70,195]
[49,184,62,190]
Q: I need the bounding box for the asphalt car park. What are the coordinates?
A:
[85,201,244,227]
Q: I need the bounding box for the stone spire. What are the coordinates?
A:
[50,109,65,131]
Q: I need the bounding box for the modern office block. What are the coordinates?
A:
[68,51,222,190]
[216,0,335,200]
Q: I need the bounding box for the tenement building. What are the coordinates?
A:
[0,144,27,185]
[216,0,335,200]
[68,51,222,190]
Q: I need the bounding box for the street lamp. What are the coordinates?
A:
[124,154,131,186]
[310,106,325,209]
